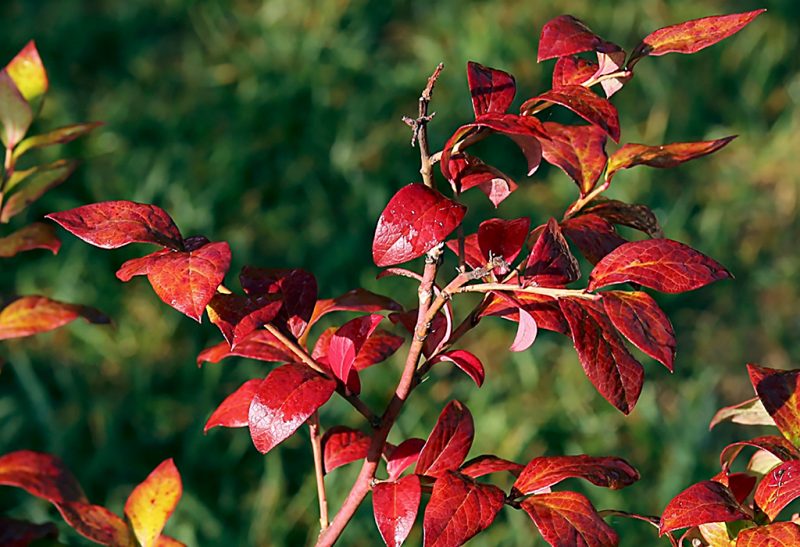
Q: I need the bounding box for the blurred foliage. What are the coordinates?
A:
[0,0,798,545]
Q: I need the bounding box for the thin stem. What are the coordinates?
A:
[309,412,329,532]
[455,283,600,300]
[0,146,13,216]
[563,180,610,219]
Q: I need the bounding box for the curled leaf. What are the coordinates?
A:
[748,364,800,448]
[513,454,639,497]
[0,295,109,340]
[430,350,485,387]
[509,308,537,352]
[709,397,776,430]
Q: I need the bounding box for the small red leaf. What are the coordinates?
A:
[0,450,85,504]
[373,184,466,267]
[541,122,607,196]
[588,239,731,293]
[659,481,750,535]
[477,217,530,273]
[240,267,317,339]
[46,200,183,250]
[719,436,800,472]
[328,314,384,384]
[748,364,800,448]
[373,474,421,547]
[509,308,537,352]
[57,501,132,546]
[204,379,261,432]
[206,293,281,347]
[581,199,664,238]
[0,296,109,341]
[322,426,370,474]
[422,471,505,547]
[553,56,598,88]
[0,223,60,257]
[522,86,620,142]
[460,455,523,479]
[526,218,580,286]
[603,291,675,371]
[308,288,401,329]
[447,155,519,207]
[248,363,336,454]
[467,61,515,117]
[354,329,404,371]
[386,438,426,481]
[430,350,485,387]
[196,330,295,366]
[480,291,569,335]
[737,522,800,546]
[513,454,639,496]
[522,491,618,547]
[753,460,800,520]
[537,15,621,62]
[445,232,485,271]
[124,459,182,547]
[416,401,474,478]
[561,214,626,265]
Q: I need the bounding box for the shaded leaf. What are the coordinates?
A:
[206,293,281,347]
[0,450,85,503]
[124,459,182,547]
[240,267,317,339]
[459,455,523,479]
[0,296,109,341]
[537,15,621,62]
[719,436,800,473]
[386,438,426,481]
[513,454,638,496]
[581,199,663,238]
[353,329,404,370]
[603,290,675,371]
[748,364,800,448]
[196,330,294,366]
[14,122,103,159]
[540,122,607,195]
[322,426,370,474]
[373,475,421,547]
[736,522,800,546]
[0,70,32,148]
[446,154,519,207]
[308,288,402,330]
[714,472,757,505]
[659,481,750,535]
[0,222,60,257]
[430,350,485,388]
[525,218,581,286]
[522,491,618,547]
[445,232,484,271]
[709,397,776,430]
[57,501,132,546]
[204,379,261,432]
[328,314,384,384]
[553,56,598,88]
[480,291,569,335]
[416,401,474,478]
[522,86,620,142]
[2,160,77,223]
[467,62,515,117]
[389,309,448,359]
[509,308,538,352]
[0,516,58,546]
[561,214,627,265]
[5,41,47,114]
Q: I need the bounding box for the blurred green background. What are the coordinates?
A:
[1,0,798,545]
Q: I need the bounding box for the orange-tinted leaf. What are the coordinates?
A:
[581,199,663,238]
[386,438,425,481]
[0,295,109,340]
[47,200,183,250]
[561,214,626,265]
[0,450,85,503]
[5,41,47,114]
[522,491,617,547]
[373,474,421,547]
[0,516,58,546]
[0,70,32,148]
[560,297,644,414]
[430,350,485,387]
[459,455,522,479]
[603,291,675,371]
[328,314,384,384]
[748,365,800,447]
[659,480,749,535]
[537,15,621,62]
[553,56,597,88]
[416,401,474,478]
[124,459,182,547]
[719,436,800,473]
[308,288,401,330]
[57,501,132,546]
[196,329,294,366]
[736,522,800,546]
[541,122,607,195]
[0,222,60,257]
[522,86,620,142]
[322,426,370,473]
[466,61,515,117]
[588,239,731,293]
[709,397,776,430]
[477,217,530,273]
[513,454,638,496]
[753,460,800,520]
[13,122,103,159]
[248,363,336,454]
[605,137,736,184]
[422,471,504,547]
[155,536,186,547]
[2,160,77,223]
[480,291,569,335]
[526,218,581,287]
[204,379,261,432]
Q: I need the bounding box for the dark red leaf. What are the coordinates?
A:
[0,450,85,503]
[522,491,617,547]
[588,239,731,293]
[308,288,402,329]
[422,471,504,547]
[460,455,523,479]
[354,330,405,370]
[477,217,530,273]
[416,401,474,478]
[248,363,336,454]
[581,199,664,238]
[659,481,750,535]
[0,222,60,257]
[466,61,515,117]
[0,296,109,341]
[553,56,598,88]
[322,426,370,473]
[560,297,644,414]
[204,379,261,432]
[537,15,621,62]
[603,291,675,371]
[373,474,421,547]
[561,214,626,265]
[239,267,317,339]
[509,308,538,352]
[525,218,580,286]
[0,517,58,546]
[430,350,485,387]
[445,232,484,270]
[737,522,800,546]
[197,329,295,366]
[522,86,620,142]
[56,501,132,546]
[206,293,282,347]
[719,436,800,472]
[448,155,519,207]
[373,184,466,267]
[507,134,544,177]
[748,364,800,448]
[46,200,183,250]
[540,122,607,195]
[328,314,384,384]
[710,397,776,430]
[480,291,569,335]
[386,438,426,481]
[712,472,757,505]
[513,454,639,496]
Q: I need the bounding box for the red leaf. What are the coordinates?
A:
[719,436,800,472]
[541,122,607,196]
[737,522,800,546]
[0,295,109,341]
[475,112,548,140]
[354,329,404,371]
[659,480,750,535]
[605,137,736,184]
[373,474,421,547]
[124,459,182,547]
[56,501,132,546]
[560,297,644,414]
[521,491,617,547]
[459,455,523,479]
[753,460,800,520]
[480,291,569,335]
[422,471,505,547]
[525,218,580,286]
[0,223,60,257]
[715,472,757,505]
[0,450,85,504]
[447,155,519,207]
[467,61,515,117]
[430,350,485,388]
[5,40,48,113]
[509,308,537,352]
[748,364,800,448]
[445,232,484,270]
[603,291,676,371]
[46,200,183,250]
[373,184,466,267]
[308,288,402,329]
[196,329,295,366]
[537,15,621,62]
[477,217,530,273]
[561,214,626,265]
[588,239,731,293]
[581,199,664,238]
[239,267,318,339]
[513,454,639,496]
[631,10,765,61]
[328,314,384,384]
[204,379,261,432]
[553,56,598,88]
[0,517,58,546]
[248,363,336,454]
[322,426,370,473]
[522,86,620,142]
[416,401,474,478]
[386,438,426,481]
[206,293,281,347]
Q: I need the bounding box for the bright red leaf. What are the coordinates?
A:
[525,218,581,286]
[512,454,639,496]
[445,232,484,270]
[124,459,182,547]
[522,86,620,142]
[561,214,626,265]
[308,288,401,330]
[659,480,750,535]
[481,291,568,334]
[0,450,85,504]
[537,15,621,62]
[416,401,474,478]
[386,438,425,481]
[736,522,800,547]
[477,217,530,273]
[719,436,800,473]
[322,426,370,473]
[466,61,515,117]
[540,122,607,195]
[0,222,60,257]
[328,314,384,384]
[753,460,800,520]
[522,491,617,547]
[430,350,485,387]
[459,455,523,479]
[0,295,109,341]
[603,291,676,371]
[206,293,281,347]
[204,379,261,432]
[197,329,295,366]
[748,364,800,448]
[446,154,519,207]
[373,474,421,547]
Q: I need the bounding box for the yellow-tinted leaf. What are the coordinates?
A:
[124,459,182,547]
[4,41,48,114]
[0,295,109,340]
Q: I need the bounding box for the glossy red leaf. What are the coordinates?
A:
[430,350,485,388]
[373,474,421,547]
[445,232,484,270]
[753,460,800,520]
[2,160,77,223]
[537,15,621,62]
[603,291,675,371]
[605,137,736,184]
[204,379,261,432]
[553,56,598,88]
[240,267,317,339]
[522,86,620,142]
[422,471,505,547]
[0,222,60,257]
[5,40,47,113]
[522,491,617,547]
[197,329,295,366]
[248,363,336,454]
[581,199,664,238]
[0,295,109,341]
[466,61,515,117]
[460,455,523,479]
[321,426,370,474]
[659,480,750,535]
[509,308,538,352]
[748,364,800,447]
[308,288,402,329]
[0,450,85,503]
[46,200,183,250]
[328,314,384,384]
[540,122,607,195]
[561,214,626,265]
[526,218,580,286]
[0,517,58,546]
[57,501,132,546]
[588,239,731,293]
[480,291,569,335]
[124,459,182,547]
[737,522,800,546]
[477,217,530,272]
[386,438,426,481]
[513,454,639,496]
[416,401,474,478]
[719,436,800,473]
[373,183,466,267]
[560,297,644,414]
[710,397,776,430]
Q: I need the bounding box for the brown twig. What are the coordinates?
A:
[402,62,444,188]
[309,412,329,532]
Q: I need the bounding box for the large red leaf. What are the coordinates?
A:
[248,363,336,454]
[57,501,132,546]
[522,86,620,142]
[537,15,621,62]
[588,239,731,293]
[0,222,60,257]
[477,217,530,273]
[748,364,800,448]
[240,267,317,339]
[513,455,638,497]
[480,291,569,335]
[124,459,182,547]
[525,218,580,286]
[561,214,626,265]
[719,436,800,472]
[328,314,384,384]
[429,350,485,388]
[308,288,402,329]
[603,291,676,371]
[422,471,505,547]
[373,184,466,267]
[540,122,607,195]
[753,460,800,520]
[416,401,474,478]
[0,517,58,546]
[46,200,183,250]
[522,491,617,547]
[605,137,736,184]
[0,450,85,503]
[581,199,663,238]
[204,379,261,432]
[373,474,421,547]
[737,522,800,546]
[197,329,295,366]
[559,297,644,414]
[0,295,109,340]
[659,480,750,535]
[553,56,598,88]
[322,426,370,473]
[466,61,515,117]
[460,455,523,479]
